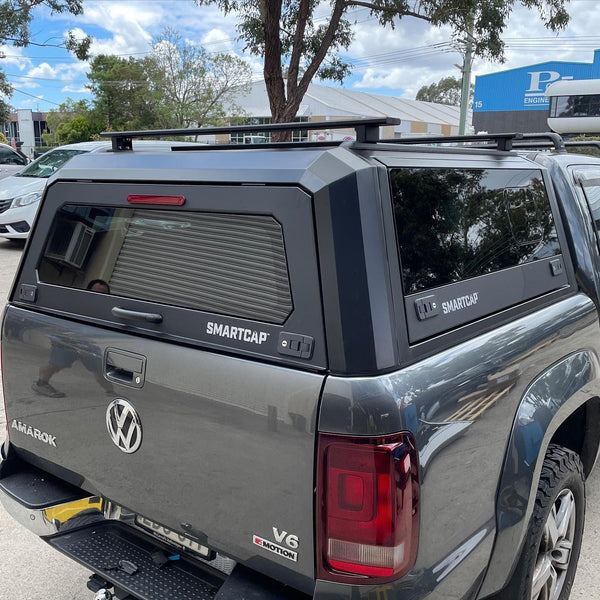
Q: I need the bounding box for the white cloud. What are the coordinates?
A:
[61,84,88,93]
[73,2,241,58]
[72,4,156,57]
[15,96,44,109]
[24,61,89,82]
[27,63,57,80]
[0,45,32,71]
[202,28,235,54]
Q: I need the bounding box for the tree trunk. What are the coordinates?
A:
[263,0,286,139]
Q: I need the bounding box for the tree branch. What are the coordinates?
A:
[293,0,346,111]
[286,0,310,99]
[345,0,431,22]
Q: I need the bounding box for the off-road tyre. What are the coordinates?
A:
[500,444,585,600]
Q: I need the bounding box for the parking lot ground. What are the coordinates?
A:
[0,237,598,599]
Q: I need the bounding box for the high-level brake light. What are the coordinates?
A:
[316,432,419,584]
[127,195,186,206]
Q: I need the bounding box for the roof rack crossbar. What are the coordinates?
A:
[101,117,401,150]
[377,132,524,151]
[514,132,566,153]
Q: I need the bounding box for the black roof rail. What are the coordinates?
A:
[378,133,524,152]
[378,132,569,153]
[564,141,600,151]
[100,117,401,151]
[510,132,567,153]
[469,132,566,153]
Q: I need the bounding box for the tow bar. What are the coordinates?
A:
[88,574,135,600]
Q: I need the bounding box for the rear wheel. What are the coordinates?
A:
[501,444,585,600]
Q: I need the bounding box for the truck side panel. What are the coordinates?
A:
[317,294,600,600]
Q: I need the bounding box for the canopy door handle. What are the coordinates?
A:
[111,306,163,324]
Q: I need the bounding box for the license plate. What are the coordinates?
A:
[135,516,211,559]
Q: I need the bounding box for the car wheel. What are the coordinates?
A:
[500,444,585,600]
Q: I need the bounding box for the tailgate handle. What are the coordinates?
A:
[105,349,146,388]
[111,306,163,323]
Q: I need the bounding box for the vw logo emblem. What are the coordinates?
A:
[106,399,142,453]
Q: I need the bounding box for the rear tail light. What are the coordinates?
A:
[316,432,419,583]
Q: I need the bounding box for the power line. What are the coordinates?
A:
[12,87,62,106]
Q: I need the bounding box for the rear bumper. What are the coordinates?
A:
[0,443,93,536]
[0,450,311,600]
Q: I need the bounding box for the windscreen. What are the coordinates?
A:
[19,149,87,178]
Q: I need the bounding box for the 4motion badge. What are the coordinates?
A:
[253,527,299,562]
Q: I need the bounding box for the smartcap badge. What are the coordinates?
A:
[106,399,142,453]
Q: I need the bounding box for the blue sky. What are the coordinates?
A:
[3,0,600,111]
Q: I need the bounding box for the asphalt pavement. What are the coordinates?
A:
[0,238,598,599]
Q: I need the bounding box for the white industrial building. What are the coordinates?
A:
[223,80,469,141]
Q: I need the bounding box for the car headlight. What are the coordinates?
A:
[11,191,42,208]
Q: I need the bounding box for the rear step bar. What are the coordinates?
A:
[52,521,311,600]
[50,521,223,600]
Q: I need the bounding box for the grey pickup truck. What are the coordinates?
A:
[2,120,600,600]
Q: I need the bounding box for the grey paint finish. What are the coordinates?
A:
[479,349,600,597]
[318,294,600,599]
[2,306,324,594]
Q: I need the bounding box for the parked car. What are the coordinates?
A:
[2,121,600,600]
[0,140,195,239]
[0,142,28,181]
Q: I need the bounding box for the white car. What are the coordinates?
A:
[0,140,194,239]
[0,142,28,180]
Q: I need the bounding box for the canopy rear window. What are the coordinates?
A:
[38,205,293,324]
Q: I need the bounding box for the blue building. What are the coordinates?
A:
[473,49,600,133]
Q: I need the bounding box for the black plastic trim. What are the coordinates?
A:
[0,456,86,509]
[49,521,225,600]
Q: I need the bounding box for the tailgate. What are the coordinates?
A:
[3,175,327,592]
[3,306,324,589]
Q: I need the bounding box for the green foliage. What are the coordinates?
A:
[0,69,12,123]
[0,1,90,59]
[42,98,99,146]
[83,31,251,132]
[416,76,463,106]
[147,28,251,128]
[0,131,8,144]
[86,55,159,130]
[55,116,91,144]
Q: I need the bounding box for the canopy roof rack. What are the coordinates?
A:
[100,117,401,151]
[101,121,571,155]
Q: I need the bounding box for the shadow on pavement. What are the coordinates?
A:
[0,239,25,253]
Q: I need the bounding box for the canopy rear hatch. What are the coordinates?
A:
[3,172,327,593]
